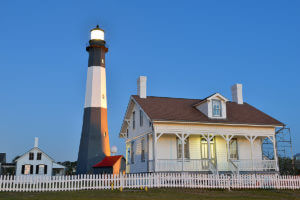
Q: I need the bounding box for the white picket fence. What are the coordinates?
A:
[0,173,299,192]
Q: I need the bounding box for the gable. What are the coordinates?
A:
[15,147,54,162]
[194,93,228,119]
[119,96,152,138]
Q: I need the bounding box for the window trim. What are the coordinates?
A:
[212,99,222,117]
[140,110,143,127]
[37,152,42,160]
[29,152,34,160]
[176,137,190,159]
[229,138,239,160]
[131,141,135,164]
[141,138,145,162]
[132,111,136,129]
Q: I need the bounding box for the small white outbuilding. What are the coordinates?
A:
[15,138,65,176]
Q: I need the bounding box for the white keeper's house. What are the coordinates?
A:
[15,138,65,176]
[119,76,284,174]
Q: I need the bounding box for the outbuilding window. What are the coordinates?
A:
[29,152,34,160]
[37,153,42,160]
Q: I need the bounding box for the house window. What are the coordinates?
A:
[140,110,143,127]
[230,138,238,160]
[132,111,136,129]
[22,164,33,175]
[141,138,145,162]
[131,141,135,164]
[212,100,222,117]
[126,129,128,138]
[177,137,190,159]
[149,121,152,127]
[200,137,216,159]
[37,153,42,160]
[29,152,34,160]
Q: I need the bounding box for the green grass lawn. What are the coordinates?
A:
[0,188,299,200]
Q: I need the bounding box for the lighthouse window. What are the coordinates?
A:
[140,110,143,127]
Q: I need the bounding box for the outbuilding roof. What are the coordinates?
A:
[93,155,123,168]
[132,95,284,126]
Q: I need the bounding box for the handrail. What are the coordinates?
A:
[208,160,218,175]
[228,159,239,175]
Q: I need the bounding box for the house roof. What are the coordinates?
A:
[132,95,284,126]
[93,155,123,168]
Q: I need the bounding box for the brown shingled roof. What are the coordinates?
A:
[132,95,284,126]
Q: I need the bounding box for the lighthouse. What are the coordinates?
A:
[77,26,111,174]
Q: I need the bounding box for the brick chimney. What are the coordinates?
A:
[231,83,243,104]
[137,76,147,98]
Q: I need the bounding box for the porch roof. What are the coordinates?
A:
[132,95,284,126]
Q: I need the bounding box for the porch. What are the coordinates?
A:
[149,131,279,174]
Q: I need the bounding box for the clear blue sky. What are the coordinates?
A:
[0,0,299,162]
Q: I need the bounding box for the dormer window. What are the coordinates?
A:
[212,100,222,117]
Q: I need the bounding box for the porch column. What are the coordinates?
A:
[221,135,234,161]
[181,133,184,172]
[204,134,214,160]
[269,135,279,171]
[245,135,257,171]
[153,132,157,172]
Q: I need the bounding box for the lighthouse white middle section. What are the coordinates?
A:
[84,66,107,108]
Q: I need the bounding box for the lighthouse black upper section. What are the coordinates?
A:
[87,40,108,67]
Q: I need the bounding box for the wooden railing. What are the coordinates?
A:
[231,159,277,171]
[0,173,299,192]
[149,159,214,172]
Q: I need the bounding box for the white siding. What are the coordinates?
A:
[189,135,201,159]
[16,148,53,176]
[127,103,152,140]
[238,137,262,160]
[157,135,177,159]
[127,136,149,173]
[215,136,227,170]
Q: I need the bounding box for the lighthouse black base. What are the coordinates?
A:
[77,107,107,174]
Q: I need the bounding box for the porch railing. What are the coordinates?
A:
[148,159,216,172]
[148,159,277,173]
[231,159,277,171]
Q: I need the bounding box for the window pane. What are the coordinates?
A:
[24,165,31,175]
[212,100,221,117]
[230,139,238,159]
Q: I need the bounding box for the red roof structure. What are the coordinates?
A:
[93,155,123,168]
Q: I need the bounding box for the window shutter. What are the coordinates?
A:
[21,165,25,174]
[30,165,33,174]
[44,165,47,174]
[36,165,39,174]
